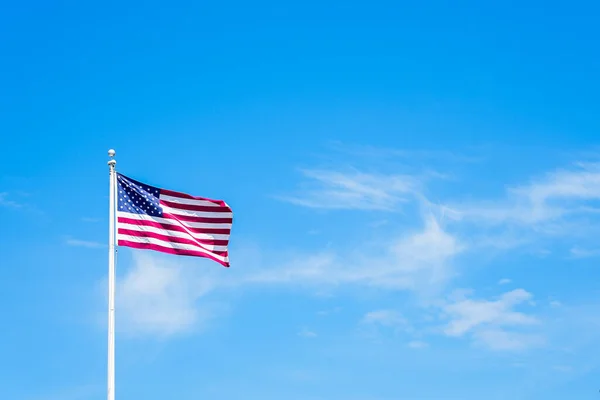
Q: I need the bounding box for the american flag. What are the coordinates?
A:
[116,173,232,267]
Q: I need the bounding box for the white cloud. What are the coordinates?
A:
[550,300,562,308]
[116,252,221,337]
[278,160,600,256]
[552,365,574,373]
[0,192,23,208]
[443,289,538,336]
[498,278,512,285]
[441,289,541,351]
[317,307,342,316]
[518,162,600,201]
[359,309,417,340]
[66,238,104,248]
[388,215,463,290]
[362,310,407,327]
[449,162,600,228]
[297,328,317,338]
[275,160,600,261]
[570,247,600,258]
[278,168,422,211]
[473,329,544,351]
[407,340,428,349]
[245,214,462,293]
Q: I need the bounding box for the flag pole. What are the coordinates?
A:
[107,149,117,400]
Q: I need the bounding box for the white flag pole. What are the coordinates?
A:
[107,149,117,400]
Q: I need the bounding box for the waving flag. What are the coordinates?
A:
[116,173,232,266]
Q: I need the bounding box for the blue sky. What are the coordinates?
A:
[2,1,600,399]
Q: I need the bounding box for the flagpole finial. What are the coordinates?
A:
[108,149,116,167]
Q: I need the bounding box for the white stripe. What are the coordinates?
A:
[117,221,228,252]
[160,203,233,220]
[118,234,228,262]
[117,212,231,240]
[160,194,229,209]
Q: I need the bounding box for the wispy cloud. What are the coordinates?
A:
[278,168,422,211]
[244,214,463,294]
[362,310,407,327]
[443,288,538,336]
[66,238,105,248]
[552,365,574,373]
[0,191,46,215]
[472,329,544,351]
[297,327,317,338]
[0,192,24,208]
[498,278,512,285]
[278,155,600,257]
[449,162,600,229]
[569,247,600,258]
[278,157,600,259]
[441,288,542,351]
[407,340,428,349]
[360,309,417,339]
[317,307,342,316]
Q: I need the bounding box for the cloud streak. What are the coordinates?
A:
[278,168,422,211]
[243,214,463,294]
[448,162,600,228]
[0,192,24,208]
[281,160,600,250]
[441,288,543,351]
[407,340,428,349]
[569,247,600,259]
[66,238,105,248]
[297,328,317,338]
[362,310,407,327]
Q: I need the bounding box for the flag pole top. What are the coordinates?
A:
[108,149,116,167]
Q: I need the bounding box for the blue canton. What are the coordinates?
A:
[117,173,163,217]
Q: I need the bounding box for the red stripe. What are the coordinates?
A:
[118,240,230,267]
[161,189,229,207]
[160,199,232,213]
[163,213,231,234]
[118,228,229,256]
[118,216,231,238]
[160,212,232,224]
